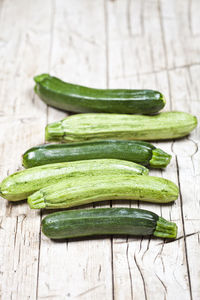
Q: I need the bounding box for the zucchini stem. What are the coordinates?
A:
[34,73,50,83]
[149,148,171,168]
[154,217,177,238]
[45,121,65,141]
[28,191,46,209]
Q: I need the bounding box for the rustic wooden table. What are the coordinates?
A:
[0,1,199,299]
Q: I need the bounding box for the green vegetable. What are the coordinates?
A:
[28,174,178,209]
[45,111,197,142]
[41,208,178,239]
[34,73,165,114]
[22,140,171,169]
[0,159,148,201]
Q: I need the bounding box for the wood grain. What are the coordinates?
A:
[0,0,199,299]
[0,1,51,299]
[36,1,113,299]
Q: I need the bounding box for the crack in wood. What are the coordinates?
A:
[111,62,200,81]
[126,240,133,300]
[157,231,200,245]
[138,236,143,254]
[14,216,18,249]
[36,210,42,300]
[155,273,167,296]
[0,217,3,230]
[127,0,133,38]
[98,264,102,281]
[187,138,199,157]
[75,284,104,298]
[66,239,68,251]
[68,30,102,47]
[110,237,115,300]
[133,253,147,300]
[141,237,151,261]
[19,214,27,233]
[154,240,165,262]
[175,156,193,300]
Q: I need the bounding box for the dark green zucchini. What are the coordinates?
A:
[45,112,198,142]
[42,208,178,239]
[34,74,165,114]
[22,140,171,169]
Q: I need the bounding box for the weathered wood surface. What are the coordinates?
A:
[0,0,199,299]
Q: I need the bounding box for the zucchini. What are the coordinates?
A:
[28,174,178,209]
[22,140,171,169]
[34,74,165,114]
[45,111,197,142]
[41,208,178,239]
[0,159,148,201]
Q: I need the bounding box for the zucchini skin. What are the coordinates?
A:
[0,159,148,201]
[28,174,179,209]
[42,208,177,239]
[34,74,165,114]
[45,111,197,142]
[22,140,171,169]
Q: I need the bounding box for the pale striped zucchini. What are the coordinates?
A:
[0,159,148,201]
[28,174,179,209]
[45,112,197,142]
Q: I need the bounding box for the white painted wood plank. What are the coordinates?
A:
[160,1,200,298]
[36,1,113,299]
[108,73,190,300]
[0,0,51,299]
[160,0,200,69]
[107,0,166,80]
[168,66,200,300]
[107,1,191,299]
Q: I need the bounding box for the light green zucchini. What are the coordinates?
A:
[45,111,197,142]
[28,174,179,209]
[0,159,148,201]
